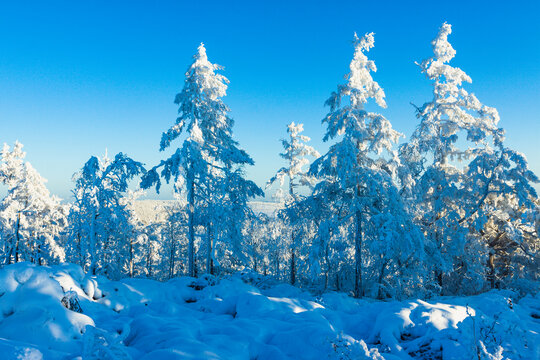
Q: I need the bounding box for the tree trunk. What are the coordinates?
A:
[193,253,198,278]
[437,272,443,290]
[353,139,364,299]
[206,225,214,275]
[15,212,22,263]
[488,253,496,289]
[276,255,280,281]
[434,227,443,292]
[290,241,296,285]
[169,224,176,279]
[354,209,363,298]
[89,210,97,275]
[288,175,298,286]
[14,212,21,263]
[187,174,196,277]
[146,240,152,277]
[324,242,330,290]
[129,236,134,278]
[77,230,83,267]
[377,259,388,299]
[37,241,42,266]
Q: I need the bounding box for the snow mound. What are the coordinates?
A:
[0,263,537,359]
[0,263,94,358]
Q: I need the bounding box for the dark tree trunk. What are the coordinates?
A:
[377,259,388,299]
[324,244,329,290]
[290,244,296,285]
[276,255,280,281]
[206,225,214,275]
[187,173,196,277]
[354,210,363,298]
[488,253,496,289]
[169,226,176,279]
[14,212,21,263]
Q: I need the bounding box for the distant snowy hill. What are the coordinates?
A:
[132,200,175,224]
[248,200,283,216]
[133,199,282,224]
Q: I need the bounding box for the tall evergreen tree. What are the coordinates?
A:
[399,23,538,294]
[141,43,262,277]
[310,33,422,298]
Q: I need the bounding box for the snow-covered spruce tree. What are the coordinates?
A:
[309,33,424,298]
[0,142,67,265]
[267,122,319,284]
[399,22,538,294]
[68,152,145,278]
[399,22,494,294]
[141,43,262,277]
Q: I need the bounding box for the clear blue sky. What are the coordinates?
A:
[0,0,539,199]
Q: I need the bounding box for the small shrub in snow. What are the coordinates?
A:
[61,290,83,313]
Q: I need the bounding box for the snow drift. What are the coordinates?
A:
[0,263,538,359]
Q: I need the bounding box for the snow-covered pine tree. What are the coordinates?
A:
[309,33,423,298]
[141,43,262,277]
[267,122,319,284]
[0,142,67,265]
[68,152,145,277]
[398,22,533,294]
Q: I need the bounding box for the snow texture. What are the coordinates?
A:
[0,262,537,360]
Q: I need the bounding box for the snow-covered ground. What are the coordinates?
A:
[0,263,538,360]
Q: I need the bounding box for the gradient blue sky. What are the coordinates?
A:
[1,0,539,199]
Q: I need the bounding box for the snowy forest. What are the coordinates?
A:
[0,22,538,360]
